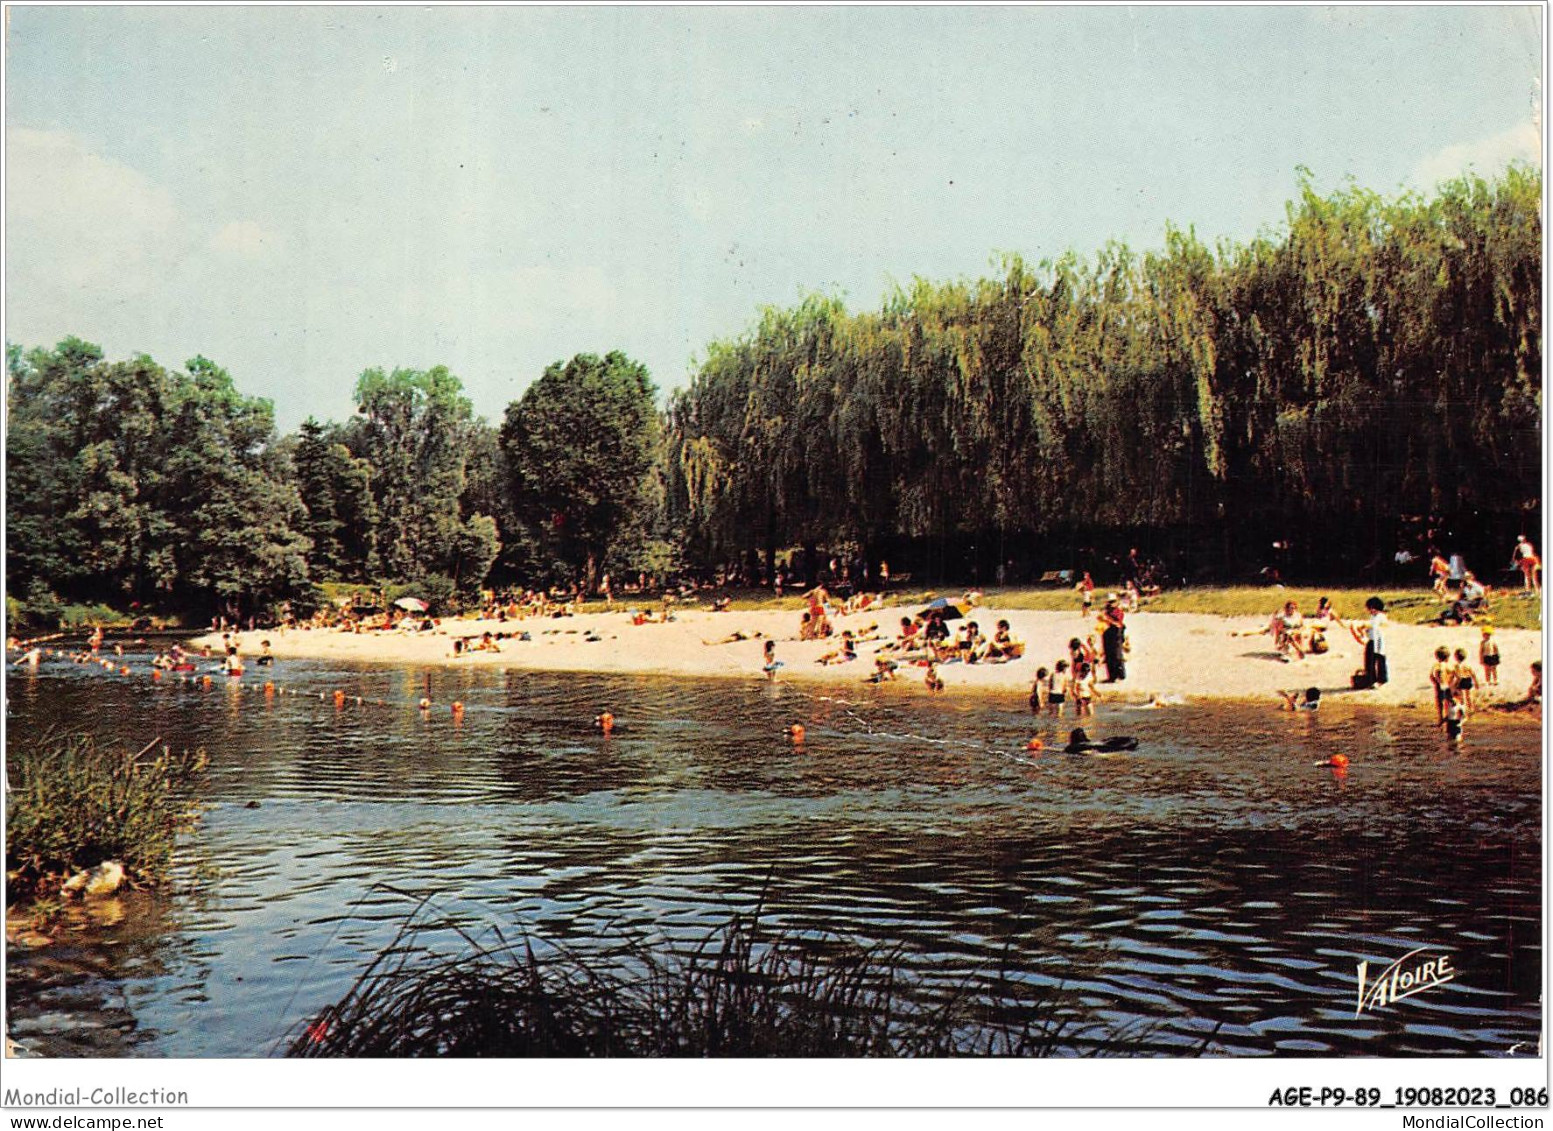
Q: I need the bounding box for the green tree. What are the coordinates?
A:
[501,351,659,590]
[292,417,377,580]
[347,366,501,598]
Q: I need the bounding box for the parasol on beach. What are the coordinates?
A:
[394,597,429,612]
[918,597,965,621]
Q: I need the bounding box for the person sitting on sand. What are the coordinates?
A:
[955,621,983,663]
[477,631,501,653]
[984,619,1024,662]
[817,631,858,665]
[1278,687,1321,712]
[1272,601,1306,661]
[1529,660,1542,704]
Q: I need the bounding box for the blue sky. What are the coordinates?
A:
[5,5,1541,431]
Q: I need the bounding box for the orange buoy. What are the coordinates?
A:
[201,675,212,688]
[595,710,614,734]
[1026,737,1044,751]
[451,701,464,715]
[333,689,346,707]
[418,697,432,711]
[264,682,275,696]
[788,723,806,744]
[1330,753,1349,767]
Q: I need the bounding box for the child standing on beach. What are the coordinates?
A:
[1479,626,1500,686]
[763,640,781,680]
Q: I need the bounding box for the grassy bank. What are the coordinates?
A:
[289,899,1182,1057]
[4,733,208,906]
[602,585,1542,631]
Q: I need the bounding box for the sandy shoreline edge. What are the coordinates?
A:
[194,604,1543,718]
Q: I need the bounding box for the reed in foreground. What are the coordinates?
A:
[4,732,207,905]
[287,901,1187,1057]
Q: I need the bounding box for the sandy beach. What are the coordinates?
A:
[195,602,1544,715]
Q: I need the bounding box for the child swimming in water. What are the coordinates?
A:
[1277,687,1321,711]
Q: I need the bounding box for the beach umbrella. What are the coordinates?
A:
[394,597,429,612]
[918,597,964,621]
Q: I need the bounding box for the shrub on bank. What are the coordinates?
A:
[5,733,208,904]
[289,902,1180,1057]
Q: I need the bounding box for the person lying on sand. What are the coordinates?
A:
[703,630,763,645]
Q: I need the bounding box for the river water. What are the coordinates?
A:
[4,646,1542,1057]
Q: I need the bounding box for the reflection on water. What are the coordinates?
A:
[5,646,1542,1057]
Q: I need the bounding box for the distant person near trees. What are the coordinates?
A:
[1513,535,1541,594]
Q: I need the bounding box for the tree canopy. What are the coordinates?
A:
[5,168,1541,623]
[500,351,660,588]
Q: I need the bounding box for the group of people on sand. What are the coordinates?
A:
[1259,598,1340,662]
